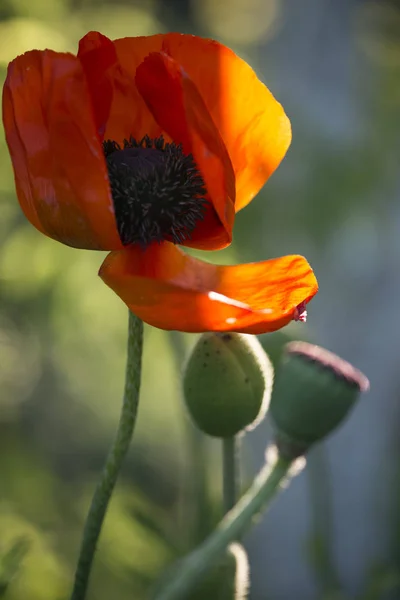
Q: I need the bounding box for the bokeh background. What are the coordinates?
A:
[1,0,399,598]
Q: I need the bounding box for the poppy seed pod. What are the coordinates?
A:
[183,332,273,437]
[270,342,370,459]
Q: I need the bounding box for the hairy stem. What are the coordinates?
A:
[154,448,302,600]
[70,311,143,600]
[223,436,239,513]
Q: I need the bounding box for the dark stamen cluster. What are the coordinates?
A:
[103,135,209,247]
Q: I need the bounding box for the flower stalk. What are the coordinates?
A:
[307,445,342,595]
[70,310,144,600]
[223,436,239,513]
[154,448,302,600]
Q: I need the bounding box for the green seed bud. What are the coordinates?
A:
[187,543,250,600]
[270,341,369,459]
[183,332,273,437]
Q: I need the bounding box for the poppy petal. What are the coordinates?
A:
[135,51,236,251]
[78,31,161,143]
[99,243,318,334]
[77,31,115,138]
[114,33,291,211]
[3,49,121,250]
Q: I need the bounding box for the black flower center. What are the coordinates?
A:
[103,135,209,247]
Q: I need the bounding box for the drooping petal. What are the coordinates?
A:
[77,31,161,143]
[114,32,291,211]
[3,49,122,250]
[99,243,318,334]
[136,51,235,251]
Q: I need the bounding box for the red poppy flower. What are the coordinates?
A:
[3,31,318,333]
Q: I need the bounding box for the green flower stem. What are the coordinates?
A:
[184,424,210,548]
[307,444,342,597]
[70,311,144,600]
[222,436,239,513]
[154,449,300,600]
[169,331,209,547]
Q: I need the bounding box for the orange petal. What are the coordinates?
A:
[99,243,318,334]
[78,31,161,144]
[114,33,291,211]
[135,51,235,251]
[77,31,115,138]
[3,49,122,250]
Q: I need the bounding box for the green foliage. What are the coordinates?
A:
[0,537,30,596]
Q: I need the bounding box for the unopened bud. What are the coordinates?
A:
[270,341,369,459]
[183,332,273,437]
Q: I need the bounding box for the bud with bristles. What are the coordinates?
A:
[183,332,273,438]
[270,341,369,459]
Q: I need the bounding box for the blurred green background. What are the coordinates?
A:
[1,0,400,598]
